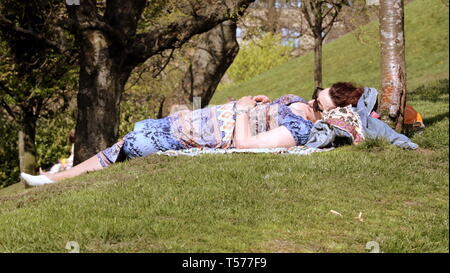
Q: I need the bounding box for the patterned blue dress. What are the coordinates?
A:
[96,94,313,167]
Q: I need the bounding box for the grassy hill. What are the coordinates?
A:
[0,0,448,252]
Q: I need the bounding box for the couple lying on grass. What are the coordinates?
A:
[21,82,418,187]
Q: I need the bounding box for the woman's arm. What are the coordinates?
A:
[234,95,296,149]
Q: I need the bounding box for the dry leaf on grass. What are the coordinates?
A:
[330,210,343,217]
[356,211,364,222]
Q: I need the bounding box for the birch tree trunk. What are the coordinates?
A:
[379,0,407,132]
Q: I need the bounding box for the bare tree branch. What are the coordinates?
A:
[152,48,175,78]
[0,98,17,121]
[0,80,15,98]
[126,0,255,67]
[323,7,340,39]
[301,1,315,31]
[0,14,66,53]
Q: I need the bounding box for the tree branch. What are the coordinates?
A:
[103,0,146,41]
[0,98,17,121]
[66,0,145,49]
[322,7,341,39]
[300,1,315,30]
[125,0,255,67]
[152,48,175,78]
[0,14,66,54]
[0,80,14,98]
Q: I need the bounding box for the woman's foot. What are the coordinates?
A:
[20,172,54,188]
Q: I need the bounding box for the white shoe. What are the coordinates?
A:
[20,172,54,187]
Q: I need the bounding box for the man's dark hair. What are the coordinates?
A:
[329,82,364,107]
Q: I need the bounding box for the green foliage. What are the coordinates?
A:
[0,0,78,186]
[223,33,293,85]
[35,108,76,171]
[0,114,19,188]
[119,90,163,137]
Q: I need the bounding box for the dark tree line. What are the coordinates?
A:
[0,0,78,176]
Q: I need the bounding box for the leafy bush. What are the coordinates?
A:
[224,33,293,85]
[35,107,76,171]
[119,91,163,137]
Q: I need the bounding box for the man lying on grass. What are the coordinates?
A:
[20,82,415,187]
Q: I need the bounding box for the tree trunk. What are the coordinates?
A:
[161,20,239,116]
[18,113,37,175]
[314,36,323,88]
[73,30,132,164]
[379,0,407,132]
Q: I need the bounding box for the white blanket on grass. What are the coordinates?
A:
[155,146,334,157]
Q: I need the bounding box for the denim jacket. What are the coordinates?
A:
[353,87,418,149]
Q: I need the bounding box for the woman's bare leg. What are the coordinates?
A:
[44,154,105,182]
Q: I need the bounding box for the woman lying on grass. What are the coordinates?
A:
[20,82,363,187]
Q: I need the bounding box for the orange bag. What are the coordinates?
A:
[404,105,424,126]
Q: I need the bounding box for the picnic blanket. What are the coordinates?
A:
[154,146,334,157]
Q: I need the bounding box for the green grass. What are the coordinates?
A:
[0,0,448,252]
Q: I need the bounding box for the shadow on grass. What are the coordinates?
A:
[408,78,449,103]
[423,111,449,126]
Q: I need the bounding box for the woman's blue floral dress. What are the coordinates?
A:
[96,94,313,167]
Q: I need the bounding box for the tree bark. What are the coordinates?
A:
[68,0,146,164]
[161,20,239,116]
[379,0,407,132]
[314,36,323,88]
[73,29,133,164]
[18,113,37,176]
